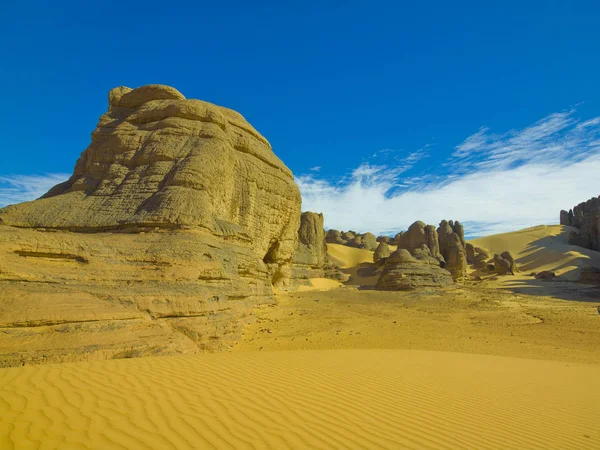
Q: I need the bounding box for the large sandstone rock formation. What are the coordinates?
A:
[0,84,302,367]
[560,196,600,251]
[292,212,331,283]
[375,248,454,291]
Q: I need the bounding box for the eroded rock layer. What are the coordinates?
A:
[0,84,302,366]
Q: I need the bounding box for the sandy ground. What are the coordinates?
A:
[1,224,600,449]
[1,350,599,449]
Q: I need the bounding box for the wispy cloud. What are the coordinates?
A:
[309,166,321,172]
[0,174,69,208]
[299,110,600,238]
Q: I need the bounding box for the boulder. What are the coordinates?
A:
[325,229,346,244]
[341,231,356,241]
[396,221,442,260]
[375,249,454,291]
[500,251,518,273]
[373,241,391,264]
[465,243,476,264]
[560,210,571,226]
[534,270,556,280]
[377,235,391,243]
[347,232,378,251]
[493,254,514,275]
[0,84,302,366]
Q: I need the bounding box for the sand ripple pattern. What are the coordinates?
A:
[1,349,599,449]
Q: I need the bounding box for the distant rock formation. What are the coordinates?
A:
[292,212,328,283]
[395,221,442,260]
[375,248,453,290]
[437,220,467,279]
[0,84,302,366]
[325,229,346,244]
[348,232,378,251]
[560,195,600,251]
[373,241,391,264]
[325,229,378,250]
[376,235,391,243]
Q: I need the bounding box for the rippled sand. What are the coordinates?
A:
[1,349,599,449]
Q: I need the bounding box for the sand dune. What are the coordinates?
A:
[327,243,375,268]
[1,349,599,450]
[470,225,600,280]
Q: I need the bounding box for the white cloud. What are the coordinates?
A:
[299,110,600,238]
[309,166,321,172]
[0,174,70,208]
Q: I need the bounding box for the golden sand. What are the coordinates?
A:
[1,350,599,449]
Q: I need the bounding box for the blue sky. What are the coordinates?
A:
[1,1,600,237]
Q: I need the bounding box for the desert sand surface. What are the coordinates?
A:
[1,225,600,449]
[470,224,600,281]
[1,349,599,450]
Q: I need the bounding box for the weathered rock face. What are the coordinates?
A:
[373,241,391,264]
[0,84,302,367]
[348,232,378,251]
[0,84,302,283]
[375,248,453,291]
[437,220,467,280]
[465,243,476,264]
[500,251,518,274]
[325,229,346,244]
[445,233,468,279]
[560,196,600,251]
[395,221,442,261]
[292,212,329,282]
[326,229,378,250]
[377,235,391,244]
[493,254,514,275]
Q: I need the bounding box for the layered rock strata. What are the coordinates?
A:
[0,84,302,366]
[375,248,454,290]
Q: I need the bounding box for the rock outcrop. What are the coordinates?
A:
[375,248,454,291]
[325,229,378,250]
[325,229,346,244]
[437,220,467,279]
[0,84,302,367]
[395,221,443,261]
[493,254,514,275]
[373,241,391,264]
[292,212,328,283]
[347,232,378,251]
[560,196,600,251]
